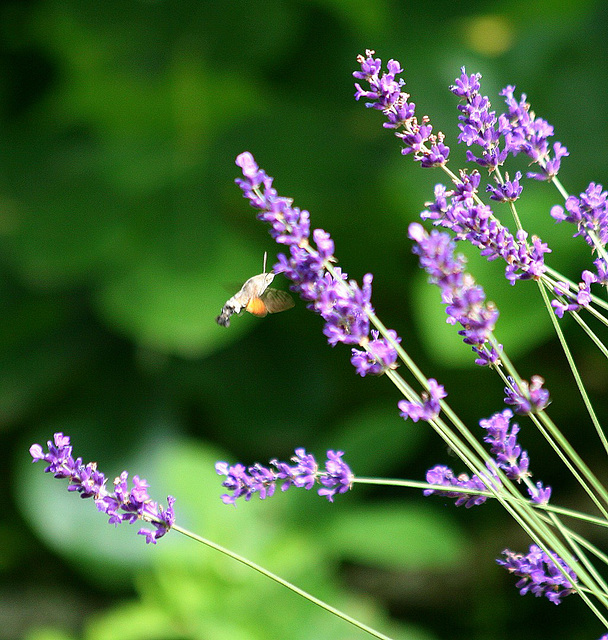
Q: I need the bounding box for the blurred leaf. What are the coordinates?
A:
[25,629,76,640]
[322,400,427,476]
[325,503,467,570]
[94,233,276,357]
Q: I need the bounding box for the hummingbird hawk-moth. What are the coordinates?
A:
[216,253,294,327]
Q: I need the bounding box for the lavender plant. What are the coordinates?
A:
[30,50,608,638]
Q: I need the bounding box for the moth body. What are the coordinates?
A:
[216,254,294,327]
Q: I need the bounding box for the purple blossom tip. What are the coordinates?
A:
[30,433,175,544]
[216,449,354,505]
[398,378,446,423]
[354,51,449,167]
[504,375,550,414]
[408,223,499,363]
[497,545,577,604]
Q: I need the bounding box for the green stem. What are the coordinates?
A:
[537,279,608,458]
[171,524,395,640]
[353,477,608,528]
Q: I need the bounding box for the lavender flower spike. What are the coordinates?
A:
[408,222,501,366]
[425,409,551,507]
[353,50,449,168]
[450,66,508,171]
[424,464,490,508]
[216,449,354,505]
[30,433,175,544]
[235,152,403,376]
[497,545,577,604]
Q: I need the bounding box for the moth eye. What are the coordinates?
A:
[246,297,269,317]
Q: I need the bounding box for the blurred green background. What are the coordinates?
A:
[2,1,608,639]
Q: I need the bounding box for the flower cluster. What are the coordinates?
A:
[500,85,569,181]
[421,172,551,287]
[30,433,175,544]
[398,378,446,423]
[551,274,596,317]
[351,329,400,376]
[216,449,354,505]
[450,68,508,172]
[424,465,490,508]
[497,544,577,605]
[451,68,568,181]
[235,151,400,377]
[504,375,550,415]
[551,182,608,297]
[353,50,450,168]
[408,222,500,365]
[425,409,551,506]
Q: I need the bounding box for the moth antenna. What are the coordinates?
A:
[263,251,268,274]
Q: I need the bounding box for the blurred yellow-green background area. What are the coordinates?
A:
[2,1,608,639]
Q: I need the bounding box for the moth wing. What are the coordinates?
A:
[260,288,295,314]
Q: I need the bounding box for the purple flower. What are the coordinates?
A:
[408,222,500,364]
[551,182,608,247]
[353,50,449,167]
[351,329,400,376]
[425,409,551,507]
[550,271,597,317]
[30,433,175,544]
[424,465,490,508]
[450,67,508,171]
[551,182,608,290]
[420,175,551,287]
[216,449,354,505]
[497,545,577,604]
[480,409,551,503]
[500,85,568,180]
[480,409,531,482]
[486,171,523,202]
[504,375,550,414]
[398,378,446,423]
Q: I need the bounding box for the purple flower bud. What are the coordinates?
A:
[398,378,446,423]
[504,375,550,415]
[497,545,577,604]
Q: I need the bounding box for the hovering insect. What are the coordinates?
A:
[216,252,294,327]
